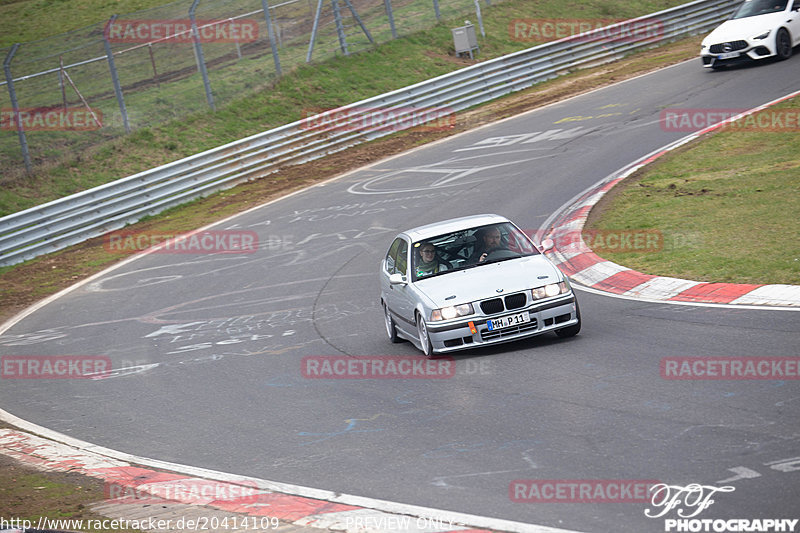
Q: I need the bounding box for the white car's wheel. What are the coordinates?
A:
[383,303,400,343]
[416,312,435,358]
[776,28,792,60]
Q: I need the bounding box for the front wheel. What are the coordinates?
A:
[555,300,581,338]
[776,28,792,60]
[416,312,435,358]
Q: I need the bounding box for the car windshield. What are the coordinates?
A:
[411,222,540,281]
[731,0,788,18]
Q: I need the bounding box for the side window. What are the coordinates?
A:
[385,239,401,274]
[395,239,408,275]
[385,238,409,275]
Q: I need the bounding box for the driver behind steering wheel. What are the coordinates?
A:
[468,226,504,264]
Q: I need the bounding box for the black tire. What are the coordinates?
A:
[383,303,401,343]
[555,299,582,338]
[776,28,792,60]
[416,312,435,358]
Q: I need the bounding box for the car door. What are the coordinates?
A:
[383,237,416,333]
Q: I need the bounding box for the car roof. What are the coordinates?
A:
[402,214,510,241]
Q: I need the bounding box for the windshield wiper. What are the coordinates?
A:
[482,255,520,265]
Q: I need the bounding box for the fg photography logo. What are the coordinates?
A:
[644,483,799,532]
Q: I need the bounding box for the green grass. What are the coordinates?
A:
[0,0,176,45]
[585,98,800,285]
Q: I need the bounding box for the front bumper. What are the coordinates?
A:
[701,42,774,67]
[426,293,578,353]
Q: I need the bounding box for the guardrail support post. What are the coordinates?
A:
[190,0,215,111]
[103,15,131,134]
[261,0,282,77]
[3,44,32,175]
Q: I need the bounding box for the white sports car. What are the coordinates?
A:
[701,0,800,68]
[379,214,580,357]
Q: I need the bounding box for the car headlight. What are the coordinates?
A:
[430,303,474,321]
[754,30,771,40]
[532,281,569,300]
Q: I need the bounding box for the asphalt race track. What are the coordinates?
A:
[2,57,799,532]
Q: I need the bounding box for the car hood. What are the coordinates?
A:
[413,255,563,307]
[703,14,783,44]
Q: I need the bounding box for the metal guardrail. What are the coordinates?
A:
[0,0,738,267]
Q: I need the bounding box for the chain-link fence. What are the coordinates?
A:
[0,0,494,178]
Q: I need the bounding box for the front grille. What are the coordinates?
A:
[481,319,538,341]
[709,40,747,53]
[480,292,528,314]
[505,293,527,310]
[480,298,504,315]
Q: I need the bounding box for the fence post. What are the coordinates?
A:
[59,56,68,109]
[103,15,131,133]
[341,0,374,44]
[230,18,243,59]
[331,0,349,56]
[147,43,160,88]
[383,0,397,39]
[3,44,32,175]
[306,0,324,62]
[474,0,485,37]
[190,0,215,110]
[432,0,441,22]
[261,0,282,76]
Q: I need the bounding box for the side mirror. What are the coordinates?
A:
[389,273,407,285]
[539,238,554,252]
